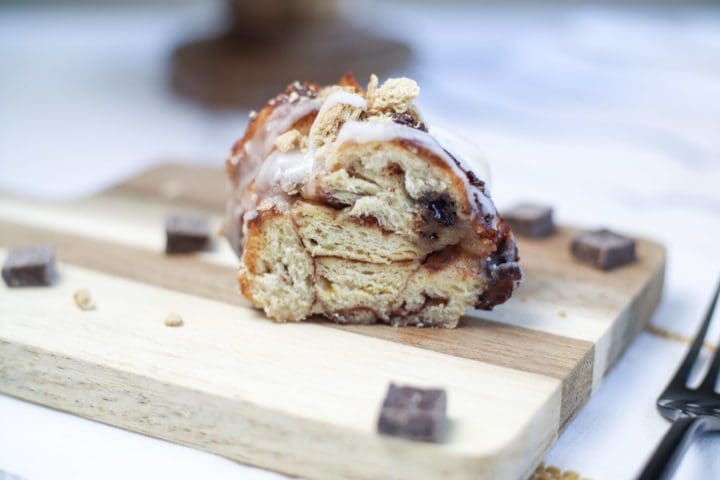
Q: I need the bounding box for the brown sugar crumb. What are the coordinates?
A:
[73,288,96,311]
[529,463,584,480]
[558,310,567,318]
[164,312,184,327]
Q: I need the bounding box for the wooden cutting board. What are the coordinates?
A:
[0,164,665,480]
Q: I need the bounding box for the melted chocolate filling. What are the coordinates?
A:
[391,112,428,132]
[421,193,457,227]
[476,228,522,310]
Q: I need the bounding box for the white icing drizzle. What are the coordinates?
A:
[238,92,365,215]
[240,195,291,239]
[315,91,367,119]
[430,126,491,191]
[226,97,319,251]
[255,150,314,194]
[235,98,320,193]
[335,121,497,225]
[231,92,498,247]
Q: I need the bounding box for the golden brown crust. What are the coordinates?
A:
[238,274,253,302]
[290,111,318,135]
[226,81,320,182]
[337,72,362,93]
[241,208,282,274]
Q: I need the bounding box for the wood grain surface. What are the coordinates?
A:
[0,164,666,480]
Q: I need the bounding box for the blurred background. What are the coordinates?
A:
[2,0,718,203]
[1,1,720,479]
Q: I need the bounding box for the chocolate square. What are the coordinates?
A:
[165,214,211,254]
[377,383,447,442]
[571,229,636,270]
[2,244,56,287]
[503,203,555,237]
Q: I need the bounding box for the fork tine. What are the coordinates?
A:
[697,279,720,393]
[667,279,720,391]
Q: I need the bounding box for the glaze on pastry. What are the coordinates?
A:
[225,74,522,327]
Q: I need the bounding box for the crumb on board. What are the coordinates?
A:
[164,312,184,327]
[73,288,96,311]
[529,463,583,480]
[558,310,567,318]
[160,180,184,199]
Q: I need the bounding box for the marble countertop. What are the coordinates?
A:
[1,2,719,479]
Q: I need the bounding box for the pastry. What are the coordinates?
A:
[225,74,522,327]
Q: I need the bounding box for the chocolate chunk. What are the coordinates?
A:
[465,169,485,190]
[377,383,447,442]
[390,112,428,132]
[2,244,56,287]
[571,229,636,270]
[477,262,523,309]
[443,149,486,191]
[165,214,211,254]
[503,203,555,238]
[421,194,457,227]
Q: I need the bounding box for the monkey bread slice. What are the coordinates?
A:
[225,74,522,327]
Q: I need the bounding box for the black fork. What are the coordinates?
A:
[638,280,720,480]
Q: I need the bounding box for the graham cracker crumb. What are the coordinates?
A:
[646,323,718,351]
[368,77,419,114]
[274,129,303,153]
[308,88,365,147]
[529,463,585,480]
[73,288,96,311]
[164,312,184,327]
[366,74,379,99]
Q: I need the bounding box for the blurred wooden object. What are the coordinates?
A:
[171,0,411,108]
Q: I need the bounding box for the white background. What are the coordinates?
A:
[1,2,720,479]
